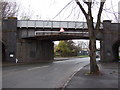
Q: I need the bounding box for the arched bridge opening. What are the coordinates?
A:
[112,40,120,62]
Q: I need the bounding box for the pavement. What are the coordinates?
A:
[64,62,119,89]
[54,57,69,61]
[2,58,69,67]
[2,57,87,67]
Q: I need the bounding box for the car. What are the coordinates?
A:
[96,51,100,58]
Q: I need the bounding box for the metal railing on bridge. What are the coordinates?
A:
[17,20,103,29]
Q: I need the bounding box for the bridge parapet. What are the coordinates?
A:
[17,20,103,29]
[17,20,103,40]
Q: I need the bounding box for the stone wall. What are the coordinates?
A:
[17,39,54,63]
[100,21,120,62]
[2,18,17,62]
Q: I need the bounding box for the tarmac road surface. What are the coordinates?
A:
[2,57,91,88]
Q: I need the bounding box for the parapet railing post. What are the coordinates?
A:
[43,20,44,29]
[51,21,53,29]
[75,22,76,29]
[35,20,36,28]
[20,21,21,28]
[27,20,28,28]
[59,21,61,28]
[27,20,28,37]
[67,22,69,29]
[83,22,84,29]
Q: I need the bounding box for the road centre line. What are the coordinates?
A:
[27,66,49,71]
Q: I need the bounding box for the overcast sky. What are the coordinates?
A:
[11,0,120,22]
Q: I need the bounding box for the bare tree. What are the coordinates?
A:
[102,0,119,23]
[52,0,106,74]
[20,12,32,20]
[75,0,106,74]
[0,1,3,19]
[2,0,19,19]
[77,41,88,50]
[0,1,2,42]
[19,4,33,20]
[118,1,120,23]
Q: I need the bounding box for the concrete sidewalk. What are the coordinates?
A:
[54,57,69,61]
[65,62,119,89]
[2,58,69,67]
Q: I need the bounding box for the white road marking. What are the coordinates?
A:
[28,66,49,71]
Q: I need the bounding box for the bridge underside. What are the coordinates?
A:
[17,40,54,63]
[17,33,90,63]
[23,35,89,41]
[18,27,103,40]
[112,40,120,62]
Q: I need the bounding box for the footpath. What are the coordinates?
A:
[2,57,69,67]
[64,62,119,89]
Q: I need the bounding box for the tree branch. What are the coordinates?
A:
[2,1,19,19]
[53,0,73,19]
[88,2,92,18]
[86,2,95,29]
[75,0,88,19]
[95,0,106,30]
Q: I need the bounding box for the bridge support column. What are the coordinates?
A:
[100,20,114,62]
[2,17,17,63]
[17,40,54,63]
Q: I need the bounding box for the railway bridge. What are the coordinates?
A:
[2,18,120,63]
